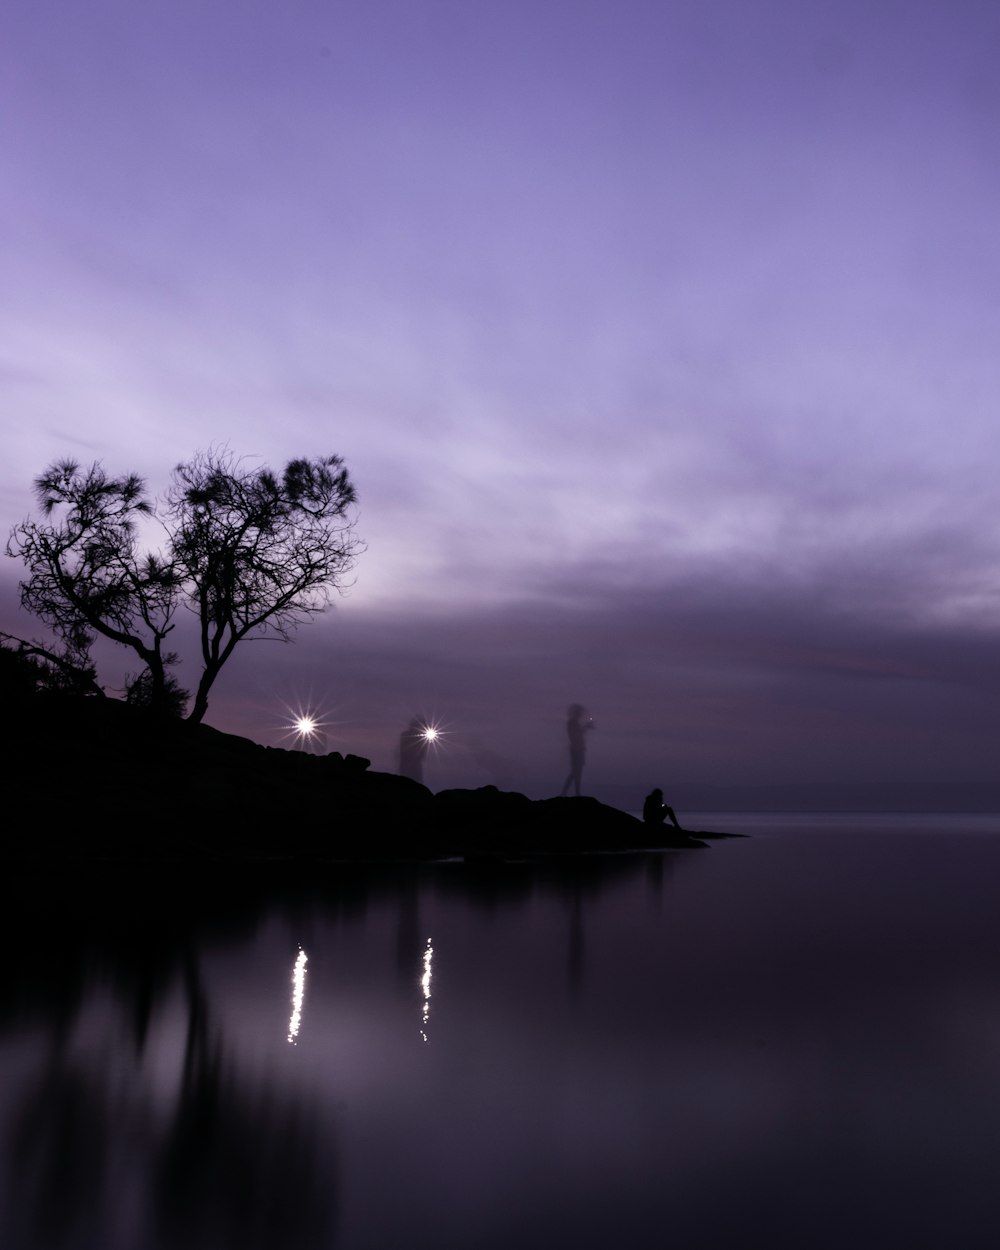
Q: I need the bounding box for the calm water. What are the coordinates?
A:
[2,813,1000,1249]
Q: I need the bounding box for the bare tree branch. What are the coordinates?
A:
[7,449,363,724]
[7,461,180,711]
[167,449,362,723]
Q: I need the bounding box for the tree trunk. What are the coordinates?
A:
[186,665,217,724]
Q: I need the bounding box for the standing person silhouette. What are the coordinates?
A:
[399,718,430,784]
[560,703,594,797]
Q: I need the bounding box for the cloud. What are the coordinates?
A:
[2,0,998,803]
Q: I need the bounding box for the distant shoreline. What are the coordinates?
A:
[597,783,1000,816]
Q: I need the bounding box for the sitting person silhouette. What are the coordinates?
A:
[642,787,682,830]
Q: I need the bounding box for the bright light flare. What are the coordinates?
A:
[420,937,433,1043]
[288,946,308,1044]
[275,698,342,753]
[416,719,451,753]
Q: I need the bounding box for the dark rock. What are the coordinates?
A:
[0,687,716,865]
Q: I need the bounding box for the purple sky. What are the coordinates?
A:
[2,0,998,802]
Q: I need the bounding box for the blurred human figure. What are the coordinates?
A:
[560,703,594,797]
[399,718,429,784]
[642,787,682,830]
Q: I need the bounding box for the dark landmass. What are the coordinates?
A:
[2,691,729,865]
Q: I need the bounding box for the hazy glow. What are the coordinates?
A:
[287,947,308,1045]
[422,726,438,742]
[420,937,433,1043]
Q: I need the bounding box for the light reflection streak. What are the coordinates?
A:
[420,937,433,1043]
[288,946,308,1044]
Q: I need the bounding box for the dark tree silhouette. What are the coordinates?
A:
[6,460,179,707]
[6,450,361,722]
[125,662,190,717]
[167,449,361,724]
[0,634,104,698]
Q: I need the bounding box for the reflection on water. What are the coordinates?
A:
[0,872,339,1250]
[420,937,433,1044]
[2,820,1000,1249]
[288,947,308,1045]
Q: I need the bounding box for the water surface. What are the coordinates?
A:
[2,814,1000,1248]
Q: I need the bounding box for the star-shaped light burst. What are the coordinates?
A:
[276,699,341,753]
[417,718,451,755]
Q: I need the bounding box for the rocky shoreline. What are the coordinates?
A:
[4,691,737,864]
